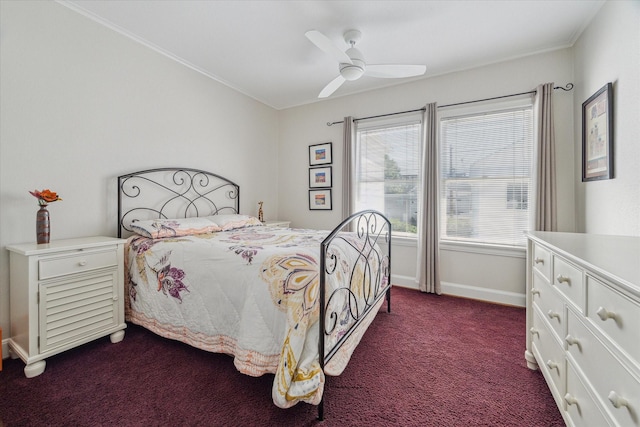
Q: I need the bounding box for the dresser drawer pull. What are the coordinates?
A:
[596,306,617,322]
[608,391,629,409]
[565,335,581,348]
[547,310,561,320]
[546,360,559,371]
[529,327,539,337]
[564,393,578,406]
[78,260,87,266]
[531,288,540,296]
[534,257,545,264]
[556,274,570,284]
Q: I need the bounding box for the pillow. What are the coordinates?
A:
[206,214,263,231]
[131,217,221,239]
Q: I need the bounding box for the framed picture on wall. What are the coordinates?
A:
[309,166,332,188]
[309,142,332,166]
[582,82,614,182]
[309,189,332,210]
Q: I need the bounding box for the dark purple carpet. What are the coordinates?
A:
[0,286,563,426]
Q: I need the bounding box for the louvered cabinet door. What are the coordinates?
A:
[39,269,119,353]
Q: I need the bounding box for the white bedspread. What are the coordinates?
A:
[125,225,386,408]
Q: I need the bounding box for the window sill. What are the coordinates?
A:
[440,240,525,258]
[391,235,418,247]
[389,236,526,258]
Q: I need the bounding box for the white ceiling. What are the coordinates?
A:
[60,0,604,110]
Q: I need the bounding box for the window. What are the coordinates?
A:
[354,116,422,237]
[440,100,533,247]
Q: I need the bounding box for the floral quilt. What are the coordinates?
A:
[125,225,384,408]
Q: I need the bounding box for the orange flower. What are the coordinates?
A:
[40,189,61,203]
[29,189,62,205]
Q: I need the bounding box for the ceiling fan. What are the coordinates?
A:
[305,29,427,98]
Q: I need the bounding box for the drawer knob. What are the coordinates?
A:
[564,393,578,406]
[547,310,560,320]
[529,327,539,337]
[531,288,540,296]
[78,260,87,266]
[596,306,617,321]
[546,360,559,371]
[556,274,570,284]
[608,391,629,409]
[534,257,544,264]
[565,334,581,348]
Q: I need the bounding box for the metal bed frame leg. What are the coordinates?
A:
[387,287,392,313]
[318,399,324,421]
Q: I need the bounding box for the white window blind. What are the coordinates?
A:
[440,104,533,247]
[355,117,421,236]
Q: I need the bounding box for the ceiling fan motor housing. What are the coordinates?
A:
[340,47,365,80]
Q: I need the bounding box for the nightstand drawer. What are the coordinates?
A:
[39,249,118,280]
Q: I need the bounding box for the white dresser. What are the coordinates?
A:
[525,232,640,426]
[7,236,127,378]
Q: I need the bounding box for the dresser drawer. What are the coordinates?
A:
[531,307,565,397]
[566,310,640,426]
[553,255,584,312]
[532,272,565,341]
[586,275,640,366]
[39,249,118,280]
[564,361,613,427]
[532,243,551,281]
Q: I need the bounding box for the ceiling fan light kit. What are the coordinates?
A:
[306,29,426,98]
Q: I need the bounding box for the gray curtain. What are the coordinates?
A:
[534,83,557,231]
[416,103,441,294]
[342,116,355,220]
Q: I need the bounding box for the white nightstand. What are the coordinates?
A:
[7,236,127,378]
[263,220,291,228]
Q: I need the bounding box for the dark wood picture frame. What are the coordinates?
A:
[582,82,613,182]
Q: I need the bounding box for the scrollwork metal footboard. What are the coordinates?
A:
[318,210,392,420]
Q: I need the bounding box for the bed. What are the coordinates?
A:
[117,168,391,420]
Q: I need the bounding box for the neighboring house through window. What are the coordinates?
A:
[439,98,534,247]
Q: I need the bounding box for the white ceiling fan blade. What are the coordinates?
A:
[318,75,346,98]
[366,64,426,78]
[305,30,352,65]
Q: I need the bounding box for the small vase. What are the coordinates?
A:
[36,204,50,244]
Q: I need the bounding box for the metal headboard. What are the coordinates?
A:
[117,168,240,238]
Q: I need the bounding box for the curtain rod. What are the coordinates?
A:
[326,83,574,126]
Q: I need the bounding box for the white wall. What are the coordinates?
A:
[0,2,279,338]
[278,49,575,305]
[573,0,640,236]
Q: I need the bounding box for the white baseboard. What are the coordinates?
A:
[391,274,419,290]
[391,275,525,307]
[441,281,525,307]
